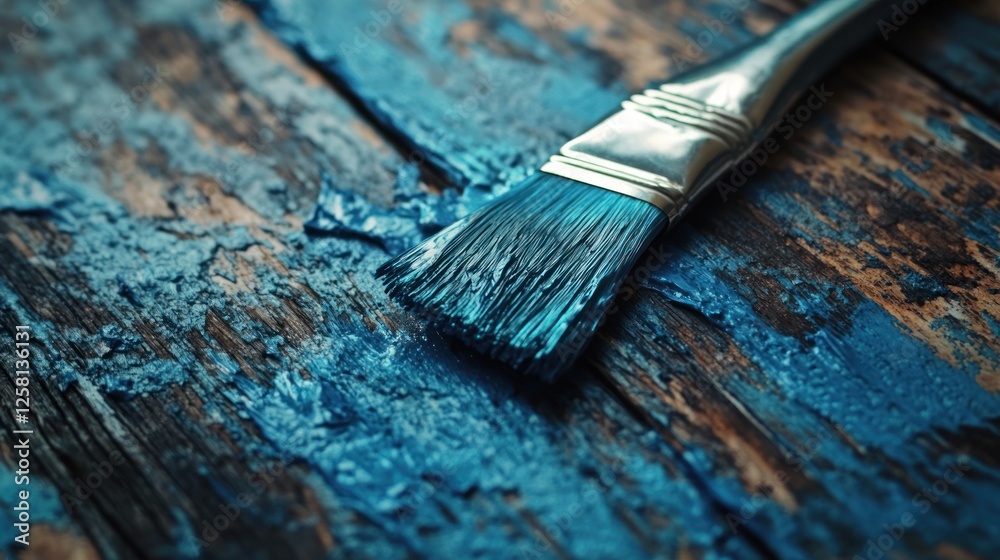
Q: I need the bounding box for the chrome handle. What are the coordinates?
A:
[542,0,900,219]
[665,0,893,137]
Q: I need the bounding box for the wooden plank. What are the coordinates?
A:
[0,0,772,558]
[0,0,997,559]
[0,1,404,557]
[888,0,1000,118]
[248,0,1000,558]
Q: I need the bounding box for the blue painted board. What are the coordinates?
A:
[0,0,999,558]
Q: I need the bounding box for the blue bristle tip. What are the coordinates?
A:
[376,173,668,380]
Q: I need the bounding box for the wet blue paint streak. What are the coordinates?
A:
[643,221,1000,557]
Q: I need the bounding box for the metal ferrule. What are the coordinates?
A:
[541,0,897,221]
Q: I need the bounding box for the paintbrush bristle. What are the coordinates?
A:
[376,173,667,380]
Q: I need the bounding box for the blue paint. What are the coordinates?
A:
[744,170,869,245]
[965,112,1000,144]
[818,112,844,148]
[984,311,1000,341]
[250,0,626,191]
[99,324,143,356]
[898,266,953,304]
[925,116,955,143]
[0,0,743,557]
[376,173,668,379]
[643,225,1000,557]
[649,221,998,431]
[898,9,1000,113]
[889,168,934,200]
[220,316,758,559]
[3,0,999,557]
[2,2,764,554]
[229,0,1000,556]
[1,169,75,218]
[305,171,462,254]
[91,357,189,398]
[864,254,887,269]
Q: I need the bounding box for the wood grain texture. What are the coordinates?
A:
[0,0,997,559]
[888,0,1000,118]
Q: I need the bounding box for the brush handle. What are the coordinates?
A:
[541,0,904,220]
[661,0,897,136]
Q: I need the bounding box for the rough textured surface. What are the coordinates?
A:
[889,1,1000,118]
[0,0,998,559]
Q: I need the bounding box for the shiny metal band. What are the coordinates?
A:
[541,87,751,218]
[540,0,892,219]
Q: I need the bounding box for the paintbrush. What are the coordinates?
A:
[378,0,902,380]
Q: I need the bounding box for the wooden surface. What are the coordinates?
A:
[0,0,999,558]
